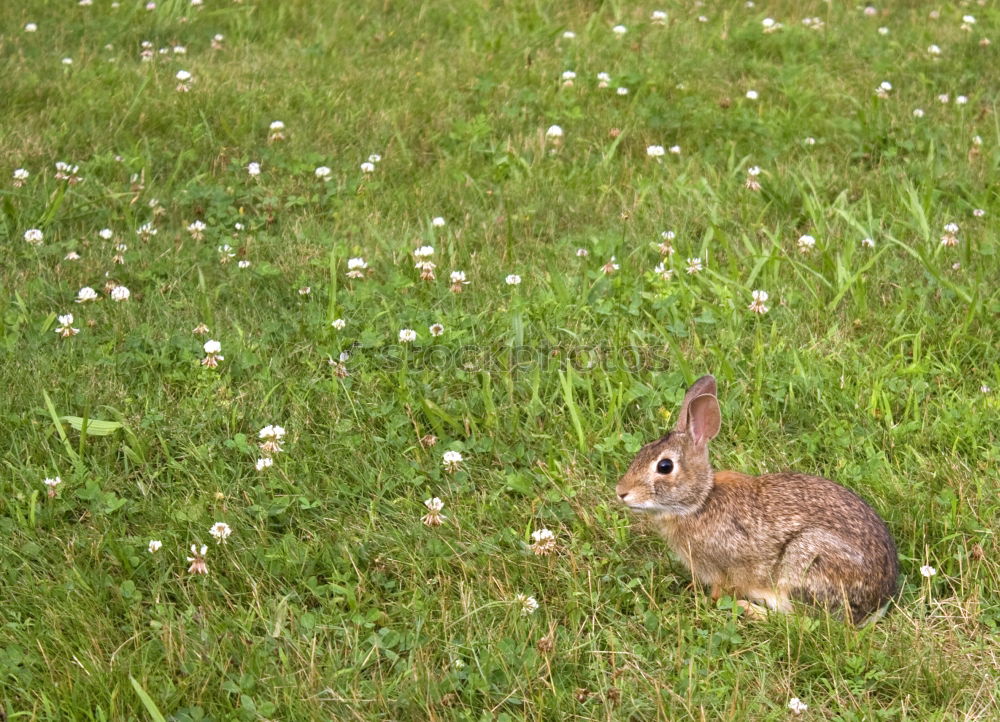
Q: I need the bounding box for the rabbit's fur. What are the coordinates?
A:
[617,375,898,624]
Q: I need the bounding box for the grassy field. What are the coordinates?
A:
[2,0,999,719]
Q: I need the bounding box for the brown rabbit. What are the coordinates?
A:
[616,375,898,624]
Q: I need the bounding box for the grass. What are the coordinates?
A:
[2,0,998,719]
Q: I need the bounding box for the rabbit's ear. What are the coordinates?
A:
[675,375,718,431]
[687,394,721,446]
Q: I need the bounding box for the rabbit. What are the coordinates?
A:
[616,375,898,624]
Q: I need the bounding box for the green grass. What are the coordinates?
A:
[2,0,998,719]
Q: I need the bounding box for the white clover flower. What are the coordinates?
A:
[745,89,758,100]
[55,313,79,337]
[258,424,286,441]
[360,161,375,173]
[110,285,130,301]
[861,237,875,248]
[927,44,942,55]
[270,120,285,131]
[25,22,38,32]
[920,565,936,577]
[137,222,156,239]
[685,257,703,274]
[980,385,991,394]
[972,136,982,146]
[748,165,762,176]
[199,342,223,368]
[54,161,82,183]
[545,125,564,139]
[797,234,816,252]
[255,457,273,471]
[646,145,665,158]
[748,290,769,314]
[601,257,620,274]
[561,70,576,82]
[399,328,417,343]
[611,24,627,36]
[247,161,261,177]
[973,209,985,217]
[413,245,434,258]
[913,108,925,118]
[61,57,73,66]
[346,257,368,278]
[176,70,191,82]
[938,94,950,104]
[43,476,62,498]
[515,593,539,616]
[99,228,113,240]
[429,323,444,337]
[505,274,522,286]
[576,248,589,258]
[64,251,81,261]
[76,286,98,303]
[653,263,673,281]
[529,528,557,556]
[148,540,162,553]
[332,318,346,330]
[651,10,667,24]
[237,260,251,269]
[368,153,382,163]
[877,26,889,35]
[186,544,208,575]
[616,87,629,96]
[24,229,43,245]
[562,30,576,39]
[431,216,446,227]
[449,270,470,293]
[421,497,446,526]
[187,219,206,239]
[788,698,808,715]
[209,522,232,544]
[211,33,224,49]
[12,168,29,186]
[940,223,960,247]
[442,450,463,472]
[963,15,976,24]
[668,145,681,154]
[956,95,968,105]
[315,166,332,180]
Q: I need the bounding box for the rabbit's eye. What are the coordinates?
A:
[656,458,674,474]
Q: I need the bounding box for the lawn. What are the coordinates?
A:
[1,0,998,719]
